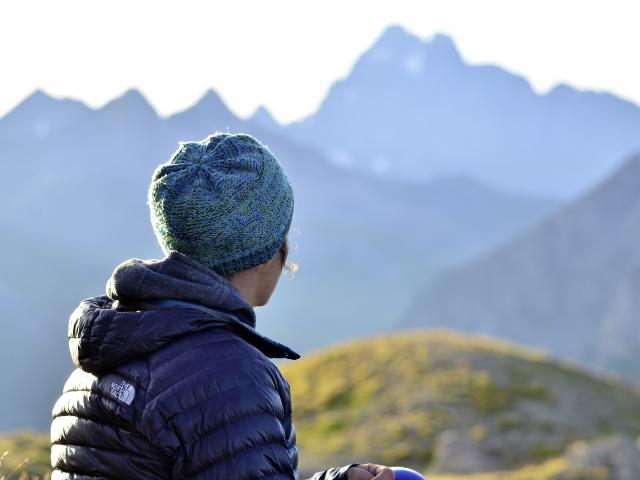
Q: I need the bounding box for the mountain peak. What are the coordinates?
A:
[195,88,230,112]
[7,88,60,116]
[546,82,577,99]
[377,24,412,43]
[428,32,462,64]
[0,88,91,139]
[369,24,424,59]
[121,87,146,101]
[249,105,280,130]
[27,88,52,102]
[363,26,462,72]
[165,88,239,129]
[102,88,157,118]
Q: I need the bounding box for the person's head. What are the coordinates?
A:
[147,132,294,306]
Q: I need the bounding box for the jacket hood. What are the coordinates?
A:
[68,250,300,374]
[106,249,257,326]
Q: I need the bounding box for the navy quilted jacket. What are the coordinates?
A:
[50,250,360,479]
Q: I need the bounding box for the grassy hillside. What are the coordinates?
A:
[280,329,640,473]
[428,458,576,480]
[3,329,640,478]
[0,431,50,478]
[0,434,613,480]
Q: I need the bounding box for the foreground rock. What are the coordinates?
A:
[555,435,640,480]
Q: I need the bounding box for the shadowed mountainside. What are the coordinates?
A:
[400,153,640,382]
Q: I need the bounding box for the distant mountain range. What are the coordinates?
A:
[0,87,555,429]
[400,153,640,382]
[285,25,640,198]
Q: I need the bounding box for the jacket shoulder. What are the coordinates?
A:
[51,358,172,478]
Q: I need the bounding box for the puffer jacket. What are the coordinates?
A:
[50,250,360,479]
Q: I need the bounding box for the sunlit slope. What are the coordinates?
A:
[0,431,50,477]
[280,330,640,472]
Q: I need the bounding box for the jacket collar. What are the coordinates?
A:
[69,251,300,374]
[106,249,258,328]
[123,297,301,361]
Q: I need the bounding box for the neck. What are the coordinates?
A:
[228,277,261,307]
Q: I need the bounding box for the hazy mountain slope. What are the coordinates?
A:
[593,268,640,379]
[286,25,640,197]
[249,104,281,132]
[400,153,640,380]
[280,330,640,475]
[0,223,108,431]
[0,89,92,143]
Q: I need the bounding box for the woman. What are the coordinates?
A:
[50,132,394,480]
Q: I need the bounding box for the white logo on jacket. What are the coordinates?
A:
[109,380,135,405]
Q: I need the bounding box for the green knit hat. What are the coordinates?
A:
[147,132,294,277]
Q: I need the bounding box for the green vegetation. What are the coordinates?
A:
[0,431,50,479]
[428,457,609,480]
[281,329,640,472]
[3,329,640,478]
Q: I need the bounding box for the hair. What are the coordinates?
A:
[278,236,289,269]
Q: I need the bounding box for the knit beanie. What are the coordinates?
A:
[147,132,294,277]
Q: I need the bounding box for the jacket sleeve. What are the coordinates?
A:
[304,464,362,480]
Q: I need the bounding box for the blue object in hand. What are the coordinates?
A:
[390,466,427,480]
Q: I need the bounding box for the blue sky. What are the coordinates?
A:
[1,0,638,123]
